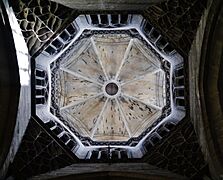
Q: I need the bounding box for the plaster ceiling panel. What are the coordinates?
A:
[93,99,129,141]
[60,95,107,136]
[64,40,106,84]
[118,39,159,83]
[93,34,131,80]
[58,71,103,108]
[118,95,161,137]
[122,70,166,109]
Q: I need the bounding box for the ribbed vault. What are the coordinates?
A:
[2,0,214,179]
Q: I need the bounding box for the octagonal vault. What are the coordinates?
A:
[34,14,185,159]
[57,33,166,142]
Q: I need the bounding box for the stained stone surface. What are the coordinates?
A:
[57,34,166,141]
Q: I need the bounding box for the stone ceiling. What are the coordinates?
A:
[7,0,210,179]
[56,33,166,142]
[47,15,174,151]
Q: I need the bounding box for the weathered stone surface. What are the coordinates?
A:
[50,0,166,11]
[31,163,188,180]
[143,0,207,57]
[143,119,208,179]
[0,1,20,177]
[0,2,33,177]
[189,0,223,178]
[10,118,78,179]
[11,0,77,56]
